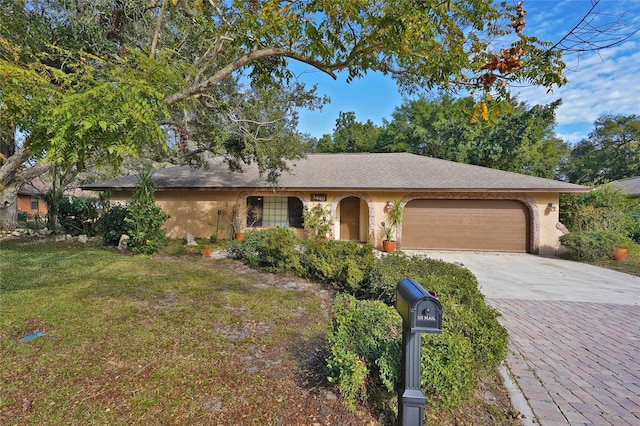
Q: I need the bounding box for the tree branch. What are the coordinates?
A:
[165,48,339,105]
[150,0,168,59]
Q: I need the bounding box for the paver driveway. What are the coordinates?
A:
[406,251,640,426]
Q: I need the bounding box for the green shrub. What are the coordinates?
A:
[302,204,333,240]
[368,253,508,368]
[559,230,621,261]
[301,240,375,294]
[98,204,129,245]
[124,171,170,254]
[227,227,301,273]
[57,196,100,236]
[327,293,492,414]
[560,185,639,236]
[326,294,401,411]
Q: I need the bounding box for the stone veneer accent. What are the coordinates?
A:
[331,192,376,243]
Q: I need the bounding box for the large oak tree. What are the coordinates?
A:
[1,0,570,228]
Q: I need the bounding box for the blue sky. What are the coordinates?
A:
[295,0,640,144]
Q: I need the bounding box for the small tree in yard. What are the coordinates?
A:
[124,170,169,254]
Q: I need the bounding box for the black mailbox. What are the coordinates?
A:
[396,278,442,334]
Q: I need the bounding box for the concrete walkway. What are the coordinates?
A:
[406,251,640,426]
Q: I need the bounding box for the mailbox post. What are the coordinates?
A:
[395,278,443,426]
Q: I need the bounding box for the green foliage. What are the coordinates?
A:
[301,240,375,294]
[98,204,129,246]
[2,0,569,186]
[315,111,381,153]
[227,228,302,274]
[302,204,333,240]
[383,200,403,241]
[563,114,640,184]
[326,294,402,410]
[376,96,567,178]
[367,253,507,368]
[420,333,477,407]
[124,171,169,254]
[326,291,499,413]
[560,184,639,237]
[559,231,621,261]
[57,196,100,236]
[326,253,508,413]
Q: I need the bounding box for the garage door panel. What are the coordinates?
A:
[403,200,529,252]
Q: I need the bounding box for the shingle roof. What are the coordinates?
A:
[83,153,590,193]
[18,177,49,196]
[609,176,640,197]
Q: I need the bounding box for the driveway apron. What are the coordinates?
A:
[406,251,640,426]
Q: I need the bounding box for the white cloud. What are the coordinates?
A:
[514,38,640,142]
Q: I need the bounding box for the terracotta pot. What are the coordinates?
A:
[200,247,212,257]
[383,240,396,253]
[614,247,628,261]
[235,232,244,241]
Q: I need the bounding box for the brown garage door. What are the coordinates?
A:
[402,199,530,252]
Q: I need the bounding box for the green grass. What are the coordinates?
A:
[590,243,640,276]
[0,240,337,425]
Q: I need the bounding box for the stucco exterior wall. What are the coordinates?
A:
[529,192,563,256]
[105,189,567,254]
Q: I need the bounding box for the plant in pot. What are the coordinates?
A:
[198,240,212,257]
[225,203,245,241]
[382,200,403,252]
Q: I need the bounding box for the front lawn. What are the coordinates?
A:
[0,239,373,424]
[1,238,519,425]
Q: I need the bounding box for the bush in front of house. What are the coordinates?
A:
[227,227,302,273]
[559,230,622,261]
[57,196,100,236]
[326,293,479,414]
[124,170,170,254]
[230,236,508,415]
[98,204,130,246]
[300,239,375,295]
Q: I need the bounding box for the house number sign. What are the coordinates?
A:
[311,193,327,202]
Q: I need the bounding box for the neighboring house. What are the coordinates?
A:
[83,152,591,255]
[609,177,640,198]
[17,177,48,218]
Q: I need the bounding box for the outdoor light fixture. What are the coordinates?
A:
[317,203,322,209]
[386,201,392,208]
[547,203,556,211]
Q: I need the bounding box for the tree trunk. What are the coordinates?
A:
[0,184,19,230]
[0,124,16,160]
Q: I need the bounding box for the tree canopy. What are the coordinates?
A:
[562,114,640,185]
[1,0,567,171]
[313,96,568,179]
[0,0,573,228]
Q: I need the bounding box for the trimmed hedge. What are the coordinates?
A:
[559,230,621,261]
[228,235,508,415]
[227,227,302,273]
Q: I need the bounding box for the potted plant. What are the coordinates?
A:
[613,238,629,261]
[225,203,245,241]
[382,200,403,252]
[381,221,396,252]
[200,245,212,257]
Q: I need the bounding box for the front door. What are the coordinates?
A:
[340,197,360,241]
